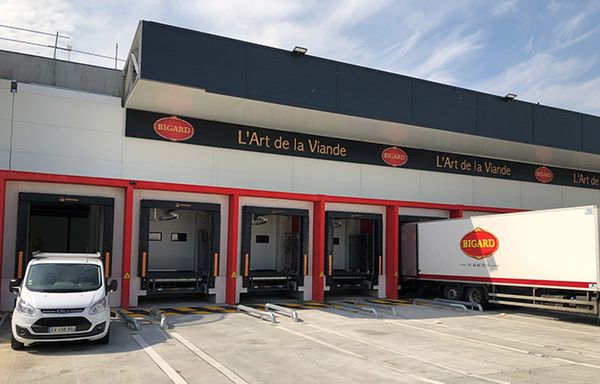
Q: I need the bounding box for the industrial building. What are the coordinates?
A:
[1,20,599,310]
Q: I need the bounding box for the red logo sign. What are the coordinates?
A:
[153,116,195,142]
[535,166,553,183]
[381,147,408,167]
[460,227,499,260]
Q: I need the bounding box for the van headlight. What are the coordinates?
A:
[16,298,36,317]
[89,298,107,315]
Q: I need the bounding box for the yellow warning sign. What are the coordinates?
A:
[231,272,237,278]
[394,272,399,277]
[123,272,130,280]
[319,271,325,278]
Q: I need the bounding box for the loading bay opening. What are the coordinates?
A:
[138,200,220,298]
[240,206,309,299]
[325,211,382,295]
[14,192,114,280]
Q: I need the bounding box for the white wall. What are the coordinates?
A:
[148,209,207,271]
[2,83,600,211]
[9,83,124,178]
[0,80,12,169]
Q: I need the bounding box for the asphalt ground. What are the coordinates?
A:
[2,300,600,384]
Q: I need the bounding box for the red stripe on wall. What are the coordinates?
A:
[386,205,399,299]
[226,194,239,305]
[0,169,525,306]
[417,274,595,289]
[120,185,134,309]
[312,198,326,302]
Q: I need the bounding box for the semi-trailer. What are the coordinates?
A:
[401,205,600,315]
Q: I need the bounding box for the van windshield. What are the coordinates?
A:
[25,264,102,293]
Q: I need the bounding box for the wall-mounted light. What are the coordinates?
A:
[291,46,308,57]
[504,93,517,100]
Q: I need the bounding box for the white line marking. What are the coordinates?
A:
[170,331,248,384]
[276,326,445,384]
[131,334,187,384]
[482,313,600,338]
[431,319,600,360]
[385,320,600,369]
[304,323,511,384]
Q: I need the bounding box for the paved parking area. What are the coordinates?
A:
[2,301,600,383]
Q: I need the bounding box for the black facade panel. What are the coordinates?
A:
[413,81,476,134]
[134,21,600,156]
[336,64,412,122]
[140,22,245,95]
[477,95,533,143]
[533,106,582,151]
[582,115,600,154]
[245,46,336,111]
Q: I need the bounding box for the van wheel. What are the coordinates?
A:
[442,285,460,301]
[11,334,24,350]
[96,329,110,345]
[465,286,488,307]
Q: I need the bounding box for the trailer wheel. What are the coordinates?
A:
[465,286,488,306]
[442,285,460,301]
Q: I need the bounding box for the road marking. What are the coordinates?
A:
[304,323,510,384]
[385,319,600,369]
[276,326,364,358]
[431,319,600,360]
[131,334,187,384]
[170,331,248,384]
[275,326,445,384]
[482,313,600,338]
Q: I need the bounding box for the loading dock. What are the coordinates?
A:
[14,192,114,279]
[138,200,220,296]
[240,206,309,295]
[325,211,382,293]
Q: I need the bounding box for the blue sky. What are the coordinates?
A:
[1,0,599,116]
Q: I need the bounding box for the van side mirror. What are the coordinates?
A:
[9,279,21,294]
[107,279,118,293]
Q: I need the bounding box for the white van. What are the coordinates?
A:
[9,252,118,350]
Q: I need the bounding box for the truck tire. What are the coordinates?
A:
[11,334,24,351]
[465,286,488,307]
[95,329,110,345]
[442,285,460,301]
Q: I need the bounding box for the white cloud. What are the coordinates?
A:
[474,52,599,114]
[0,0,598,116]
[493,0,518,16]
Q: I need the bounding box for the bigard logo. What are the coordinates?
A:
[381,147,408,167]
[460,227,499,260]
[153,116,195,142]
[535,166,553,183]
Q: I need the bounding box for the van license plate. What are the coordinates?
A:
[49,326,76,334]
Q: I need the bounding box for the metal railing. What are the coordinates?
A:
[0,24,126,69]
[237,305,276,323]
[265,303,300,322]
[413,298,470,312]
[333,301,378,317]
